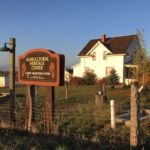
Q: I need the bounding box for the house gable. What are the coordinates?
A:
[86,41,112,57]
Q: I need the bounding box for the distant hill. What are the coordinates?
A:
[0,65,18,71]
[0,65,9,71]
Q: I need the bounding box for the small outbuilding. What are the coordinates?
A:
[0,72,9,87]
[65,69,73,83]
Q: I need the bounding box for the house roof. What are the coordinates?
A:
[78,34,136,56]
[71,63,81,68]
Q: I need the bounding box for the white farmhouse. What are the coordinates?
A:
[0,72,9,87]
[72,34,137,85]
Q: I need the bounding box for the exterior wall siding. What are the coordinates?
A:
[73,63,83,77]
[106,55,124,83]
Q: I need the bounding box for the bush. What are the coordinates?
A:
[70,77,83,85]
[81,72,97,85]
[96,77,108,86]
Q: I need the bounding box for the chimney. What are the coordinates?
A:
[101,33,106,43]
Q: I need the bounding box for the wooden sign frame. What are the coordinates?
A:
[18,48,65,132]
[18,48,64,86]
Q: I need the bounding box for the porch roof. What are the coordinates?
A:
[124,64,137,68]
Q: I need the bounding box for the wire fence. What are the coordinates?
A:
[0,86,150,149]
[0,94,128,145]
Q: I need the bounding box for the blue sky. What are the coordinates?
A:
[0,0,150,68]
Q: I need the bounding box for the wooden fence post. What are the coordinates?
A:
[102,83,107,103]
[130,82,140,150]
[65,82,69,100]
[35,85,39,96]
[25,85,35,131]
[103,84,106,96]
[46,86,55,134]
[110,100,115,129]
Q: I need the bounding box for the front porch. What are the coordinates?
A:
[124,64,137,85]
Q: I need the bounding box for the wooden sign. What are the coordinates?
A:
[18,48,65,86]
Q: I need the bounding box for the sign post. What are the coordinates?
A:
[10,38,16,124]
[46,86,55,133]
[18,48,64,132]
[25,85,35,131]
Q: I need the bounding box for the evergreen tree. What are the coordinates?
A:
[107,69,120,88]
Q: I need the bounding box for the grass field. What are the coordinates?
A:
[0,85,150,149]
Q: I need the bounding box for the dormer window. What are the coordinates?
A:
[103,51,107,60]
[93,52,96,61]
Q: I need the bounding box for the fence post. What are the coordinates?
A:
[130,82,140,150]
[25,85,35,131]
[46,86,55,134]
[103,84,106,96]
[110,100,115,129]
[65,82,68,100]
[35,85,39,96]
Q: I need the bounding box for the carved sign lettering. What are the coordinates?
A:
[18,49,65,86]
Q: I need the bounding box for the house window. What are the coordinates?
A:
[106,67,113,77]
[103,51,107,60]
[93,52,96,60]
[85,67,90,72]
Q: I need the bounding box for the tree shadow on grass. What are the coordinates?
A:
[0,127,103,150]
[0,127,132,150]
[16,94,26,98]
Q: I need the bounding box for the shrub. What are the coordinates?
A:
[81,72,97,85]
[96,77,108,86]
[70,77,83,86]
